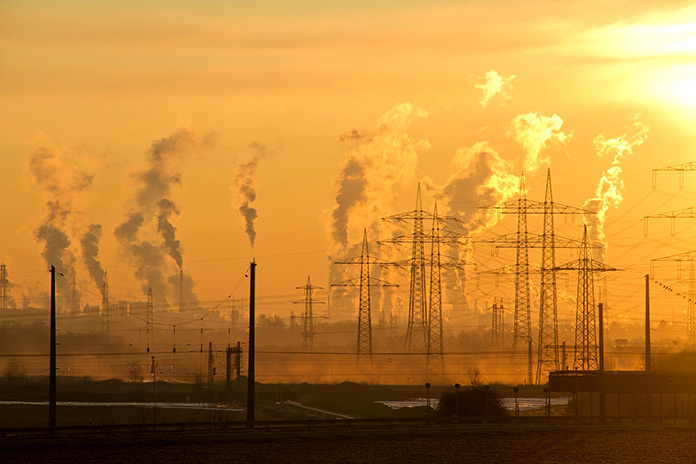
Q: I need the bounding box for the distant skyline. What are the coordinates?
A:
[2,1,696,331]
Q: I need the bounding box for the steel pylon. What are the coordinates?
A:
[555,225,619,370]
[427,204,444,374]
[293,276,325,351]
[537,169,559,383]
[649,250,696,341]
[333,229,399,362]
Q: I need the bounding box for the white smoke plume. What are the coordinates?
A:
[424,141,520,304]
[232,142,270,249]
[475,70,516,108]
[507,113,572,173]
[330,103,429,250]
[583,118,650,255]
[329,103,429,318]
[28,144,93,309]
[115,126,216,306]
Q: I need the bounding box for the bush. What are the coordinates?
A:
[436,385,507,417]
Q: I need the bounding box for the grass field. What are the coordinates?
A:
[2,424,696,463]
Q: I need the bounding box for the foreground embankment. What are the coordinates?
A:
[2,423,696,463]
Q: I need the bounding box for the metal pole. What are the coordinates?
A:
[599,302,605,419]
[49,265,56,432]
[645,274,651,420]
[645,274,651,371]
[247,261,256,428]
[425,382,431,422]
[454,383,460,420]
[513,386,519,417]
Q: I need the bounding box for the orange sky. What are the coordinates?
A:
[2,1,696,333]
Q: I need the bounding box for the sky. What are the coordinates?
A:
[2,0,696,333]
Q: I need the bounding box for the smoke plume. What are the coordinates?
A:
[115,126,216,305]
[28,145,93,309]
[475,70,516,108]
[330,103,429,251]
[80,224,106,297]
[507,113,571,173]
[583,118,649,255]
[232,142,269,249]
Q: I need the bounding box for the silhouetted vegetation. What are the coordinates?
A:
[436,385,508,417]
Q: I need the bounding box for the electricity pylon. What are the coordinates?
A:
[146,286,153,354]
[491,298,505,347]
[381,185,464,353]
[652,161,696,189]
[0,265,8,310]
[477,171,592,384]
[102,271,110,334]
[555,225,620,370]
[650,250,696,341]
[333,229,398,362]
[293,276,325,351]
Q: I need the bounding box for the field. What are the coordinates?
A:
[2,424,696,463]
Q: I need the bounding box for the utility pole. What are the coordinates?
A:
[247,260,256,427]
[49,265,56,431]
[333,229,398,363]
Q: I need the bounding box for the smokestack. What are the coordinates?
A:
[179,269,184,312]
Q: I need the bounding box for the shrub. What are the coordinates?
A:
[436,385,507,417]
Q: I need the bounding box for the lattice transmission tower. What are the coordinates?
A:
[381,185,464,354]
[650,250,696,341]
[0,265,8,310]
[555,225,619,370]
[333,229,398,363]
[146,286,154,354]
[490,298,505,347]
[293,276,326,351]
[477,171,592,384]
[102,271,110,334]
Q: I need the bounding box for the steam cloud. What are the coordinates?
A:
[28,145,94,310]
[330,103,429,250]
[115,126,216,306]
[329,103,429,318]
[583,118,650,255]
[475,70,516,107]
[507,113,571,173]
[232,142,269,249]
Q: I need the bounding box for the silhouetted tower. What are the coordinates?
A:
[207,341,215,387]
[102,271,110,333]
[0,265,8,310]
[179,269,184,312]
[405,186,427,351]
[537,169,559,384]
[652,161,696,190]
[381,186,465,354]
[491,298,504,347]
[293,276,324,351]
[427,204,444,373]
[146,287,154,354]
[477,169,592,384]
[333,230,398,362]
[555,225,619,370]
[650,250,696,341]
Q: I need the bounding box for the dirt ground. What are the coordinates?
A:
[2,424,696,463]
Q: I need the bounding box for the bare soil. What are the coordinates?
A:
[2,424,696,463]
